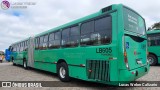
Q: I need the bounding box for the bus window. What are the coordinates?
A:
[39,36,44,50]
[70,26,79,47]
[43,34,48,49]
[49,33,54,49]
[81,16,112,46]
[81,21,94,45]
[155,36,160,45]
[54,31,61,48]
[62,28,70,47]
[35,38,39,50]
[94,16,112,45]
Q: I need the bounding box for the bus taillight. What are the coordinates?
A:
[124,52,127,57]
[124,51,129,70]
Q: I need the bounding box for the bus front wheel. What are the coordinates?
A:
[57,62,70,82]
[148,54,157,66]
[12,59,16,66]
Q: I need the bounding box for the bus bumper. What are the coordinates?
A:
[119,64,149,82]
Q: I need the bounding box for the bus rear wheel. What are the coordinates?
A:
[57,62,70,82]
[148,54,157,66]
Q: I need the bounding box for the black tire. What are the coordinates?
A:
[148,54,157,66]
[57,62,70,82]
[12,59,16,66]
[23,60,28,69]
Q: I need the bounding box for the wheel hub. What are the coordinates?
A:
[148,57,154,65]
[60,67,66,78]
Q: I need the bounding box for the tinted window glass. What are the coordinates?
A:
[49,33,54,41]
[94,16,112,45]
[35,38,39,50]
[80,16,112,46]
[49,33,54,48]
[40,36,44,43]
[62,28,70,47]
[71,26,79,35]
[148,34,160,46]
[54,31,61,48]
[95,17,111,32]
[55,31,61,40]
[43,35,48,49]
[62,28,70,38]
[44,35,48,42]
[70,26,79,47]
[39,36,44,49]
[13,45,16,52]
[81,21,94,35]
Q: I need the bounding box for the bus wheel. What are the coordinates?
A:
[57,62,70,82]
[13,59,16,66]
[148,54,157,66]
[23,60,28,69]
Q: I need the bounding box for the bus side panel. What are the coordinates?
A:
[34,62,57,73]
[34,47,87,80]
[18,51,24,65]
[34,50,56,73]
[13,52,22,65]
[62,47,87,80]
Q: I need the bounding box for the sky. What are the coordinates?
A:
[0,0,160,51]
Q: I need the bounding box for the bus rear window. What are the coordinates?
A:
[123,7,145,35]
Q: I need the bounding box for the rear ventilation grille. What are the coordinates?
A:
[87,60,110,81]
[101,5,112,13]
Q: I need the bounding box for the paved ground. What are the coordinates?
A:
[0,62,160,90]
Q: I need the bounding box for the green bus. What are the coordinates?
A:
[147,29,160,65]
[9,4,149,85]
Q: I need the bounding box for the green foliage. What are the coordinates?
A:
[148,22,160,30]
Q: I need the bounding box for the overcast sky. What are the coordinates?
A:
[0,0,159,51]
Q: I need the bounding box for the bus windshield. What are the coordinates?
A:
[123,7,146,35]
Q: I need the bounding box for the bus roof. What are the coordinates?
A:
[147,29,160,34]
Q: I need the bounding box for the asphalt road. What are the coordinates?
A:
[0,62,160,90]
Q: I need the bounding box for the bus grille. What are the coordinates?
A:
[87,60,110,81]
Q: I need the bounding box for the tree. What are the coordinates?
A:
[152,22,160,29]
[148,22,160,30]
